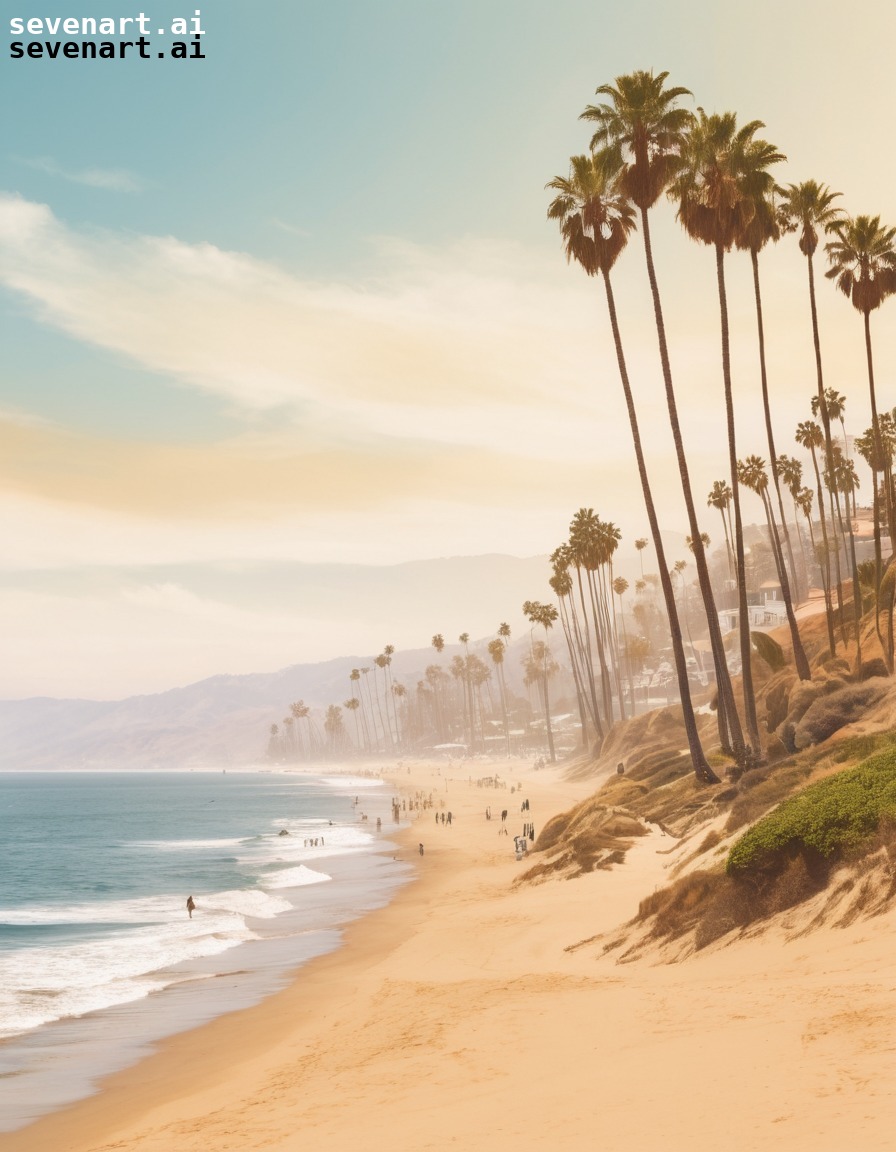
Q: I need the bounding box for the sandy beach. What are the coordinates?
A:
[6,757,894,1152]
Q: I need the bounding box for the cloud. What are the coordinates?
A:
[15,156,142,192]
[0,193,606,427]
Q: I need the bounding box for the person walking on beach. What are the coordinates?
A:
[418,843,424,856]
[186,895,196,919]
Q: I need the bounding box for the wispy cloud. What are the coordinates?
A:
[14,156,142,192]
[0,193,607,428]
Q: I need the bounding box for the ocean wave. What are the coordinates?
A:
[263,865,331,890]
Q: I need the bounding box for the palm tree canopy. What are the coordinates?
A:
[546,152,637,277]
[811,387,846,423]
[778,180,843,257]
[670,110,784,252]
[737,454,769,495]
[776,454,803,496]
[580,70,694,210]
[825,214,896,314]
[795,420,824,451]
[522,600,559,631]
[707,479,732,510]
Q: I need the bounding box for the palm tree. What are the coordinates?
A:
[487,636,512,756]
[707,480,735,578]
[343,697,362,754]
[780,180,845,632]
[323,704,347,758]
[522,600,560,763]
[547,145,719,781]
[796,486,819,576]
[826,214,896,595]
[734,149,800,606]
[813,388,863,655]
[737,455,811,678]
[391,683,407,748]
[551,547,602,747]
[612,576,634,710]
[777,454,810,597]
[635,537,649,577]
[290,699,309,760]
[826,445,864,666]
[796,419,837,653]
[291,700,312,761]
[582,71,741,774]
[670,109,784,751]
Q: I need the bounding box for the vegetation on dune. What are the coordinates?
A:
[726,750,896,876]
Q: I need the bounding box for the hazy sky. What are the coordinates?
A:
[2,0,894,697]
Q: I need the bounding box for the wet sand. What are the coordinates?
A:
[6,757,894,1151]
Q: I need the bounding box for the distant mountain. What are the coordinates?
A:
[0,539,696,770]
[0,638,533,770]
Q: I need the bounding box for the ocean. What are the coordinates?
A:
[0,769,412,1132]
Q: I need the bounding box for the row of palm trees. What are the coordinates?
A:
[547,69,895,782]
[265,623,569,762]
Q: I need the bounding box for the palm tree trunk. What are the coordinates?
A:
[715,244,762,750]
[864,308,891,668]
[602,269,719,782]
[761,489,811,678]
[558,595,593,747]
[639,208,746,770]
[808,443,837,657]
[805,251,841,654]
[751,248,801,601]
[541,651,556,764]
[573,565,604,731]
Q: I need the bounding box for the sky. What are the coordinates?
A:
[1,0,895,698]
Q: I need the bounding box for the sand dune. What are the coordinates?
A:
[7,757,894,1152]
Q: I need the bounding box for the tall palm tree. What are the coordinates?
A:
[291,700,314,761]
[670,109,785,750]
[777,454,810,596]
[522,600,560,763]
[547,146,720,782]
[812,387,863,654]
[343,697,362,754]
[795,419,837,653]
[826,444,864,666]
[635,537,649,577]
[582,71,742,773]
[487,636,513,756]
[826,214,896,590]
[551,542,603,743]
[780,181,845,635]
[613,575,634,711]
[795,486,819,578]
[737,455,811,678]
[734,148,800,606]
[707,480,735,577]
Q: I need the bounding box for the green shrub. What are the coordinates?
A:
[727,749,896,877]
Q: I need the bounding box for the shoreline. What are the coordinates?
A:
[6,756,895,1151]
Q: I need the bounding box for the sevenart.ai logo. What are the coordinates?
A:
[9,9,207,60]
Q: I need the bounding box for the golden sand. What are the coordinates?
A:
[6,757,894,1151]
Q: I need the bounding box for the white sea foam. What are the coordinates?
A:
[0,909,252,1037]
[263,865,331,890]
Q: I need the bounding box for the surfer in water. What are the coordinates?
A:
[186,895,196,919]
